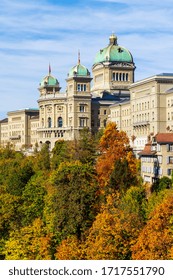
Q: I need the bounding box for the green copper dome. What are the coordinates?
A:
[94,34,133,64]
[39,65,59,87]
[68,63,90,78]
[40,74,59,87]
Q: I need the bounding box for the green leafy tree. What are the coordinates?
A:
[5,157,34,196]
[35,143,50,171]
[51,140,70,169]
[77,128,97,165]
[152,176,172,193]
[17,174,46,226]
[50,161,98,239]
[108,158,138,194]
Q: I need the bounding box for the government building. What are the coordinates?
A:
[1,34,173,182]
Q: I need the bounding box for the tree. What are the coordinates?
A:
[55,236,83,260]
[108,157,138,194]
[96,122,131,188]
[0,143,16,159]
[119,185,147,222]
[0,185,20,259]
[35,143,50,171]
[77,128,97,165]
[132,192,173,260]
[152,176,172,193]
[17,173,46,226]
[4,218,52,260]
[51,140,70,169]
[5,156,34,196]
[50,161,98,239]
[84,194,144,260]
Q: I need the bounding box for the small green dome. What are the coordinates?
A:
[68,63,90,78]
[94,34,133,64]
[40,74,59,87]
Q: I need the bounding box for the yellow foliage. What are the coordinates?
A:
[4,218,52,260]
[84,195,142,260]
[55,236,84,260]
[132,194,173,260]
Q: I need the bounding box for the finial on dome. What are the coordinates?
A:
[109,33,117,45]
[48,63,51,75]
[78,50,81,64]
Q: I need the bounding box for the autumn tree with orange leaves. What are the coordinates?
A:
[96,122,138,192]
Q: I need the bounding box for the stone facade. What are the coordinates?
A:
[110,74,173,155]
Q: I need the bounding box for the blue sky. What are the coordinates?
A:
[1,0,173,118]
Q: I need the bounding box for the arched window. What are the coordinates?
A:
[48,117,52,128]
[58,117,63,127]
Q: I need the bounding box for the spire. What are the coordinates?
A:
[48,63,51,75]
[78,50,80,64]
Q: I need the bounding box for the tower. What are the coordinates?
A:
[37,66,67,149]
[91,33,135,96]
[66,53,92,139]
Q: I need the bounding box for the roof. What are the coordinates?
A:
[155,133,173,143]
[93,34,133,65]
[0,118,8,124]
[130,73,173,88]
[68,63,90,78]
[138,142,156,156]
[8,108,39,114]
[166,87,173,93]
[40,74,59,87]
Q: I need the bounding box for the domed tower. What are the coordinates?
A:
[66,53,92,137]
[38,65,61,97]
[92,33,135,95]
[37,66,67,149]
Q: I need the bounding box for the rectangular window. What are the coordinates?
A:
[79,105,85,112]
[169,144,173,151]
[158,155,162,164]
[77,84,86,92]
[167,169,172,176]
[77,84,81,91]
[80,118,85,127]
[104,109,107,115]
[168,156,173,164]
